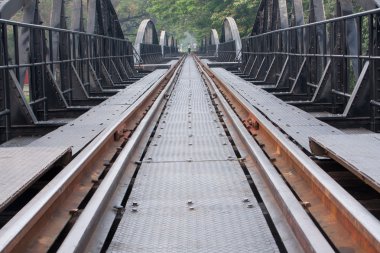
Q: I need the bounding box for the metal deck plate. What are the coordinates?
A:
[108,58,279,253]
[211,68,344,152]
[0,137,39,147]
[310,134,380,193]
[0,146,71,211]
[28,70,167,155]
[109,162,279,253]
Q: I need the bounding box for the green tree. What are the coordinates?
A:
[147,0,259,41]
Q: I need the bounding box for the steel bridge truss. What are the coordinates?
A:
[199,29,219,57]
[212,0,380,132]
[159,31,179,58]
[0,0,142,143]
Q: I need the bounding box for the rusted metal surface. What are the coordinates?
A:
[56,56,185,253]
[199,58,380,252]
[195,55,334,253]
[212,67,344,151]
[310,134,380,193]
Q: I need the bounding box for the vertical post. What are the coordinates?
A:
[68,31,73,103]
[1,23,11,141]
[13,25,20,81]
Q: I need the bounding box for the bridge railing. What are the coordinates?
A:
[240,8,380,130]
[163,45,178,57]
[218,41,236,62]
[140,43,163,64]
[0,18,136,143]
[206,45,217,57]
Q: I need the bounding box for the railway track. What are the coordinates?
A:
[0,55,379,252]
[194,56,380,252]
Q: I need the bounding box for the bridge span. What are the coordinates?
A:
[0,0,380,253]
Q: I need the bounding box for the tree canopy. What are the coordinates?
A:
[24,0,368,46]
[112,0,258,43]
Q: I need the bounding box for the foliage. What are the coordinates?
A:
[113,0,151,41]
[31,0,371,46]
[146,0,259,41]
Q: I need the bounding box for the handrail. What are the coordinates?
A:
[244,8,380,39]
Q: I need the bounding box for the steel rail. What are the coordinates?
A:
[0,59,183,253]
[56,57,185,253]
[194,56,334,253]
[196,57,380,252]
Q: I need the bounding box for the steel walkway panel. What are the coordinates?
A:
[211,67,344,152]
[0,147,71,211]
[108,57,279,252]
[145,136,234,162]
[0,70,167,210]
[28,69,167,155]
[109,162,279,253]
[0,137,39,147]
[310,134,380,193]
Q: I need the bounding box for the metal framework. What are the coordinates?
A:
[218,17,242,61]
[199,29,220,56]
[209,1,380,132]
[208,29,220,56]
[0,0,140,144]
[134,19,162,64]
[160,31,179,57]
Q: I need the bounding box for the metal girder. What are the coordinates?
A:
[71,0,84,32]
[309,0,326,22]
[159,31,168,47]
[355,0,380,10]
[87,0,124,38]
[159,30,168,55]
[222,17,242,60]
[19,0,42,89]
[0,0,28,19]
[0,0,42,88]
[252,0,289,35]
[135,19,159,46]
[209,29,220,45]
[50,0,67,67]
[336,0,359,79]
[169,35,175,47]
[206,29,219,56]
[159,31,177,57]
[134,19,160,63]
